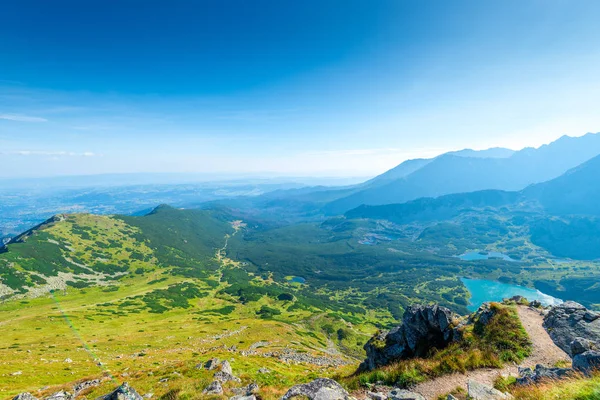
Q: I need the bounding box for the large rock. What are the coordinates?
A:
[203,381,223,396]
[232,383,259,396]
[214,360,241,383]
[220,360,233,375]
[467,380,512,400]
[98,383,143,400]
[573,350,600,374]
[361,305,461,370]
[570,337,597,356]
[387,389,426,400]
[543,301,600,356]
[281,378,353,400]
[73,379,101,395]
[44,392,72,400]
[516,364,574,385]
[13,394,37,400]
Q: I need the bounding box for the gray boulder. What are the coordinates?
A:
[214,360,241,383]
[507,295,527,304]
[45,392,72,400]
[543,301,600,356]
[73,379,101,395]
[214,371,241,383]
[388,389,425,400]
[232,383,259,396]
[530,300,543,309]
[366,392,386,400]
[202,358,221,370]
[571,337,597,356]
[361,304,461,370]
[467,380,513,400]
[221,360,233,375]
[13,394,37,400]
[281,378,353,400]
[203,381,223,396]
[516,364,574,385]
[98,383,143,400]
[229,396,256,400]
[573,350,600,374]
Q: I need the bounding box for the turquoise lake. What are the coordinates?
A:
[461,277,562,311]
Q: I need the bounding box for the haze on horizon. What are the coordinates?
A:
[2,0,600,179]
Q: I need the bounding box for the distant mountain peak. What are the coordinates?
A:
[447,147,515,159]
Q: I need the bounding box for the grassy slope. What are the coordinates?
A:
[0,208,376,398]
[509,373,600,400]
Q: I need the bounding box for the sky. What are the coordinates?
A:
[2,0,600,178]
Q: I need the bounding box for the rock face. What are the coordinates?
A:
[467,380,513,400]
[281,378,353,400]
[361,304,460,370]
[543,301,600,356]
[387,389,426,400]
[573,350,600,374]
[516,364,574,385]
[99,383,143,400]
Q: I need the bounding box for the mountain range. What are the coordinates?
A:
[323,132,600,214]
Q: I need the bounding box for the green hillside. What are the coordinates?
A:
[1,204,600,398]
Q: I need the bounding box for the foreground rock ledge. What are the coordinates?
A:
[281,378,354,400]
[360,304,462,371]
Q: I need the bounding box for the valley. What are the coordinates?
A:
[2,134,600,399]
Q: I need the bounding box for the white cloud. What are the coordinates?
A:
[0,113,48,122]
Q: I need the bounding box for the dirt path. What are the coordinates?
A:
[412,306,570,399]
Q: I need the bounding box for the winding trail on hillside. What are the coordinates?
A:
[412,305,570,399]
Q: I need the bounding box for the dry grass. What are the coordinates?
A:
[509,372,600,400]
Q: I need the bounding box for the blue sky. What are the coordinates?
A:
[2,0,600,178]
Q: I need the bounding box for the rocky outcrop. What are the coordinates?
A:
[570,337,597,356]
[13,394,37,400]
[467,380,513,400]
[281,378,353,400]
[516,364,574,385]
[201,357,221,370]
[213,359,241,383]
[360,304,461,370]
[203,381,223,396]
[73,379,101,395]
[232,383,259,396]
[573,351,600,374]
[543,301,600,356]
[99,383,143,400]
[44,391,72,400]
